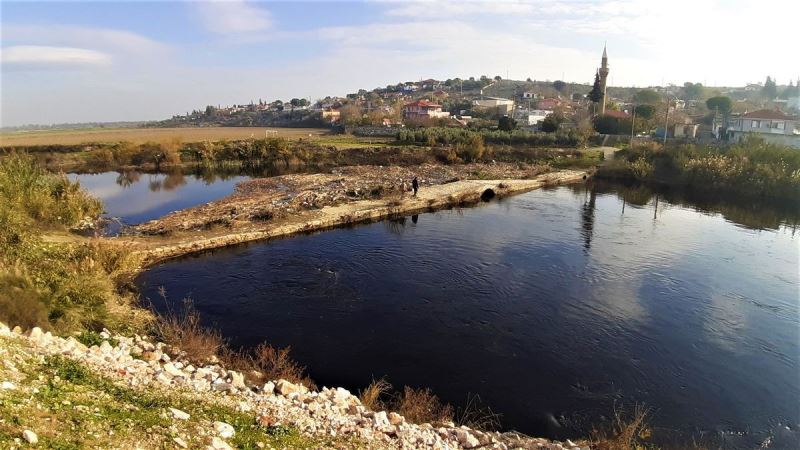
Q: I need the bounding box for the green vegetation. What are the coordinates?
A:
[633,89,661,105]
[597,138,800,200]
[0,351,356,448]
[0,153,142,333]
[705,96,733,115]
[397,127,584,148]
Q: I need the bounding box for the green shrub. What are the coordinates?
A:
[596,137,800,199]
[0,154,141,332]
[0,153,102,228]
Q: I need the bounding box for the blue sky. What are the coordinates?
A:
[2,0,798,126]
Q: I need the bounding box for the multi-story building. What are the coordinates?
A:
[402,100,450,120]
[726,109,800,148]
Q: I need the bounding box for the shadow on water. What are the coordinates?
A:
[568,179,800,232]
[135,181,800,449]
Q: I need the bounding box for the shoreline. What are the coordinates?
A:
[122,169,589,268]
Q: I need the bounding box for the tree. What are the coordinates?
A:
[706,96,733,115]
[541,113,564,132]
[494,75,502,81]
[526,77,533,82]
[780,81,798,99]
[682,82,704,100]
[553,80,567,93]
[593,114,623,134]
[339,103,363,127]
[588,72,603,104]
[762,76,778,99]
[204,105,217,117]
[498,116,518,131]
[633,89,661,105]
[634,104,656,120]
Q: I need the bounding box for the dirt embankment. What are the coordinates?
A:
[120,164,588,267]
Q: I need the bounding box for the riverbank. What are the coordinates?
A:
[595,139,800,202]
[119,165,589,267]
[0,321,587,449]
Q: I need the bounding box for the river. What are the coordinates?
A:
[136,181,800,449]
[71,170,250,234]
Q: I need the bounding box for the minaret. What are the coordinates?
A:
[598,44,610,114]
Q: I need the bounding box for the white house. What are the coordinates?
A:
[402,100,450,120]
[514,109,550,127]
[473,97,514,114]
[726,109,800,148]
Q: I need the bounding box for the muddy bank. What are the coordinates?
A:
[119,164,588,267]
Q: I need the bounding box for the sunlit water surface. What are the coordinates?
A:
[137,183,799,448]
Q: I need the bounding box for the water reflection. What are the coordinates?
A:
[574,180,800,231]
[138,184,799,449]
[71,169,252,230]
[580,190,596,251]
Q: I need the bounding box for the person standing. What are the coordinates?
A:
[412,177,419,196]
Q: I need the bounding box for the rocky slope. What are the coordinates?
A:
[0,322,588,450]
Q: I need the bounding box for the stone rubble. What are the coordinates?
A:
[0,321,589,450]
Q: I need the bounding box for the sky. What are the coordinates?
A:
[1,0,798,126]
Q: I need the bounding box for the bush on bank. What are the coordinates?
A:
[596,137,800,200]
[397,127,585,148]
[0,153,141,332]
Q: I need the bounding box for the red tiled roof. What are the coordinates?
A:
[604,110,630,119]
[404,99,441,108]
[742,109,790,120]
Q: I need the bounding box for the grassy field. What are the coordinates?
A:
[0,127,332,147]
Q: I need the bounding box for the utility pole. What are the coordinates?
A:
[663,95,677,145]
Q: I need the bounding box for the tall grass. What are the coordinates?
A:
[591,404,652,450]
[358,378,454,426]
[0,153,141,332]
[0,152,102,227]
[151,297,224,363]
[597,137,800,200]
[397,127,585,147]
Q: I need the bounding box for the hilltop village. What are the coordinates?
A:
[159,48,800,148]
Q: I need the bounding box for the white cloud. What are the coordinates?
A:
[2,25,168,57]
[1,45,111,69]
[195,0,272,34]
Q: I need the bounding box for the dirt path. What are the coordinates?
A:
[121,168,588,267]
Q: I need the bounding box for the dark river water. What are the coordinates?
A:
[137,182,800,449]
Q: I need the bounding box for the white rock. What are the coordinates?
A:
[262,381,275,394]
[456,429,481,448]
[212,382,233,392]
[1,381,16,390]
[229,371,246,389]
[163,362,183,378]
[209,436,233,450]
[275,379,301,395]
[213,421,235,439]
[173,437,188,448]
[22,430,38,444]
[169,407,190,420]
[99,341,113,354]
[27,327,43,344]
[372,411,389,427]
[388,412,404,426]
